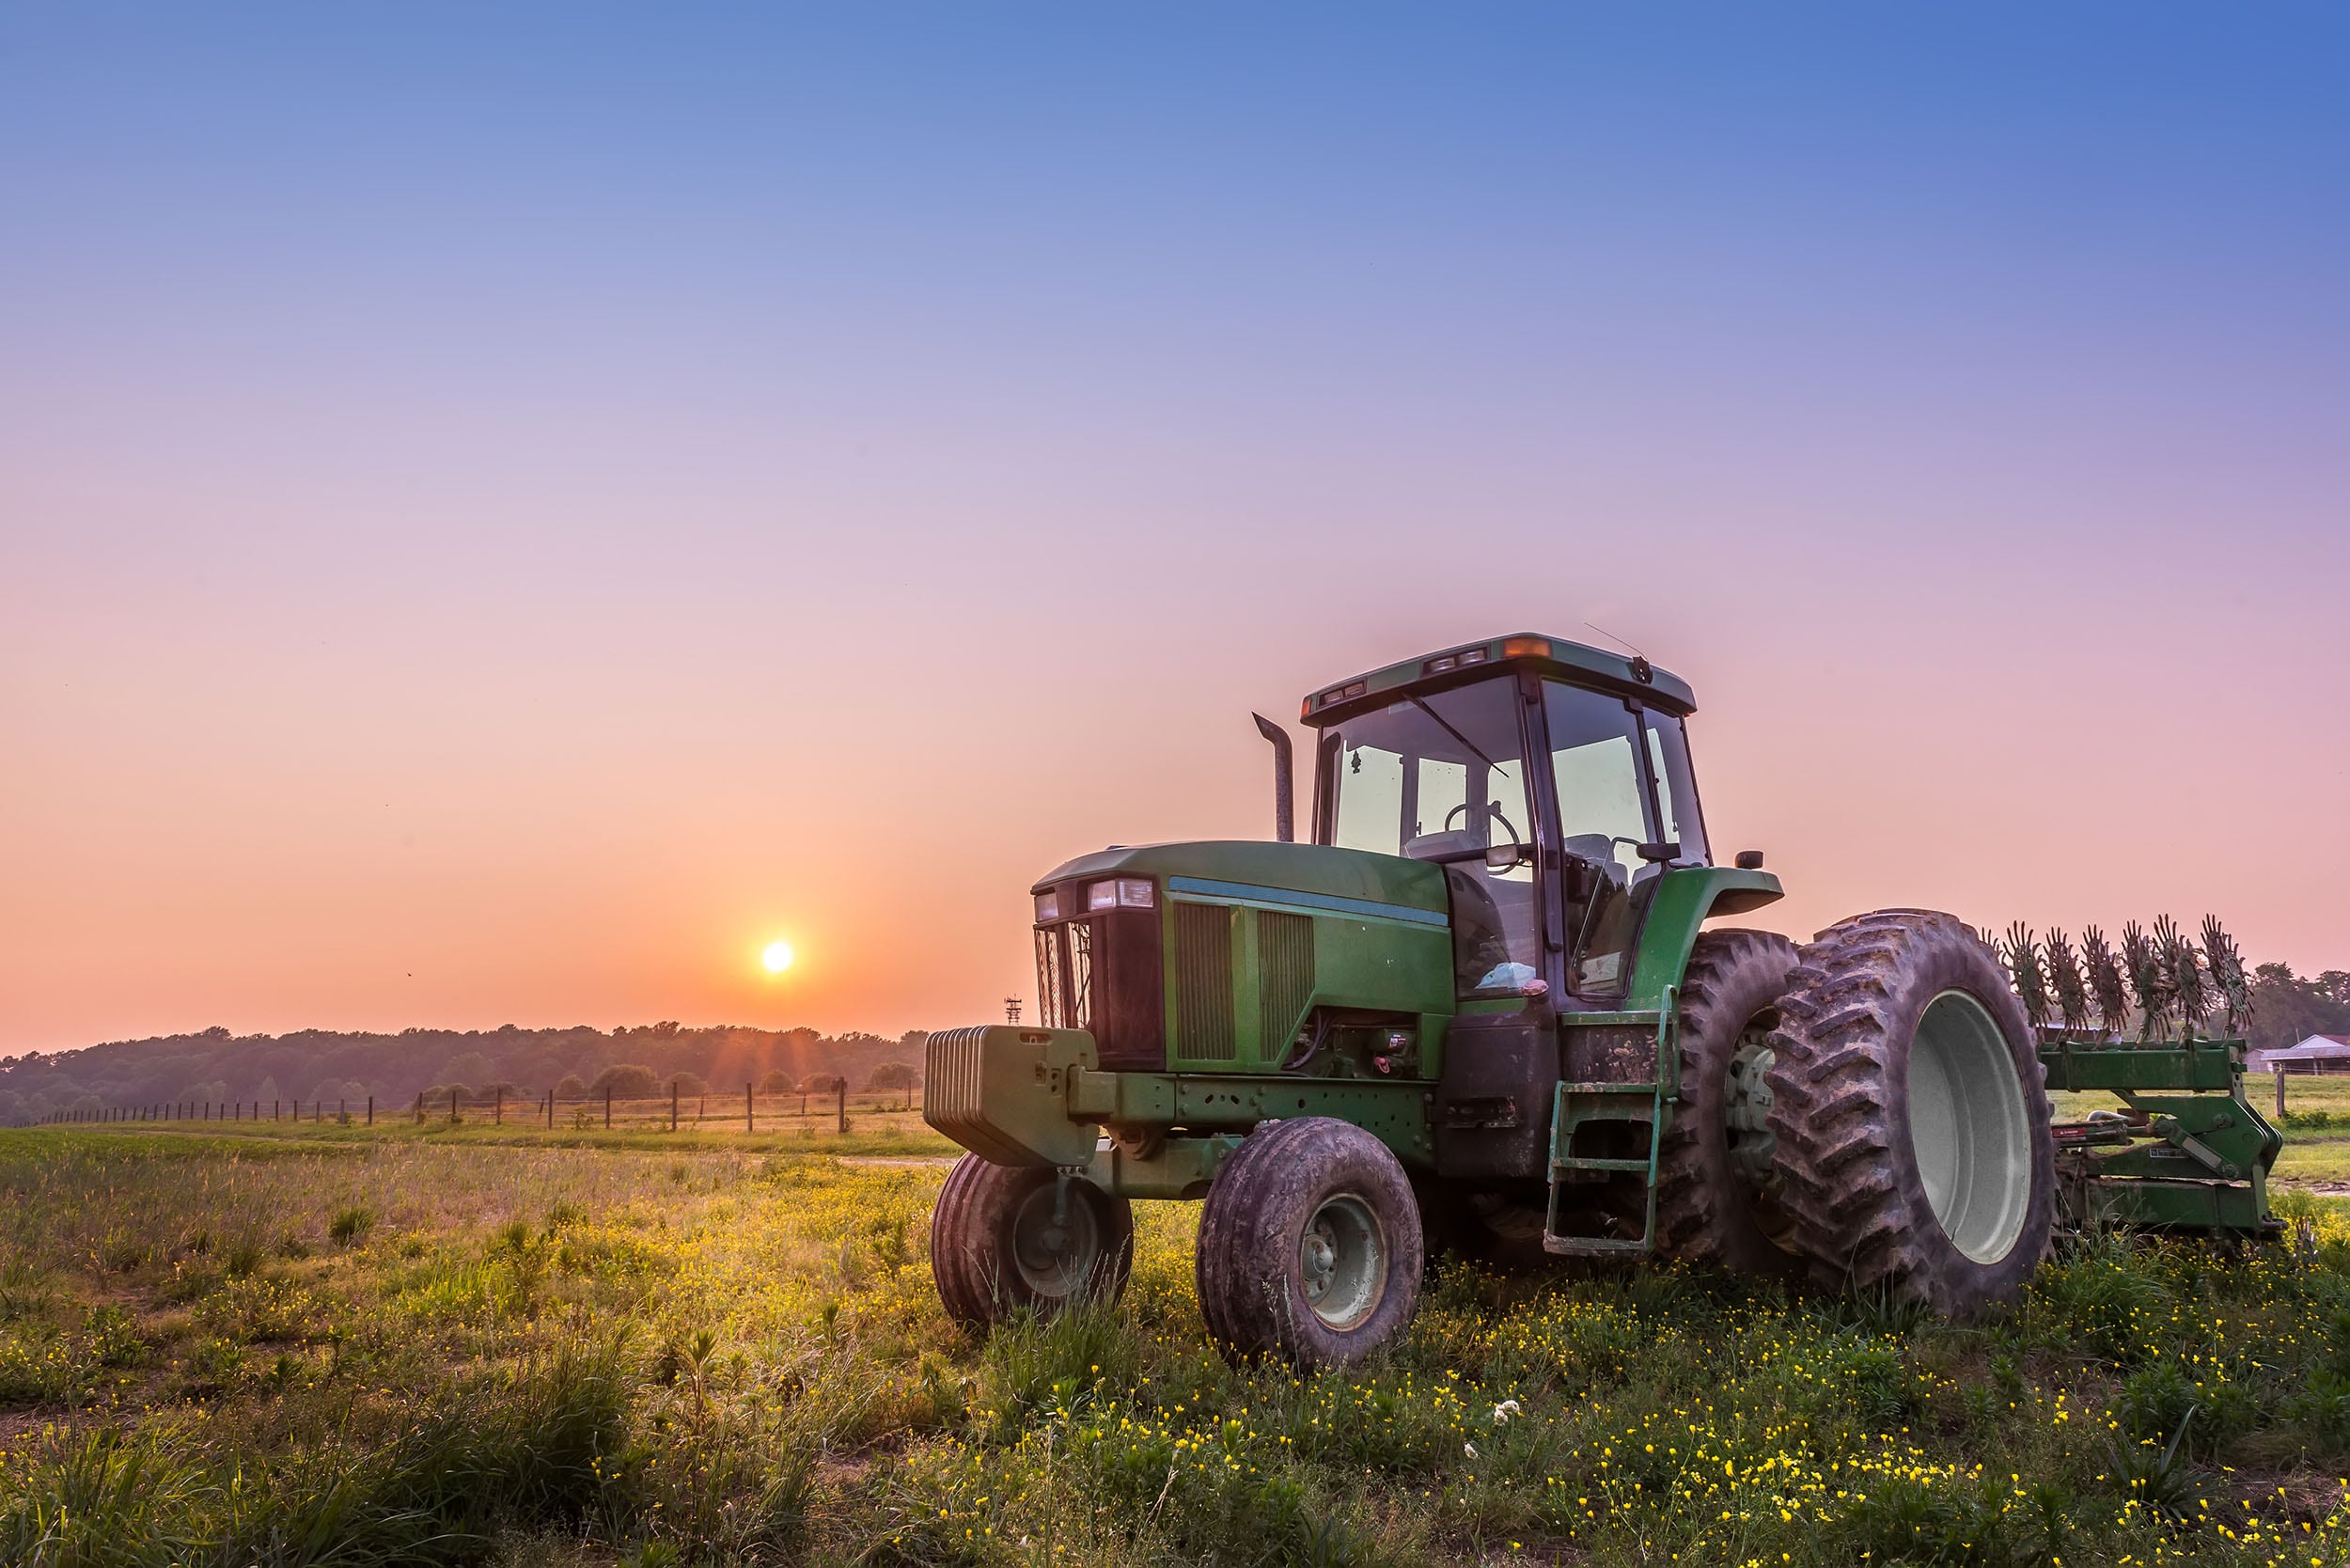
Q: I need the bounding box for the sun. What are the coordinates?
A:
[761,939,794,974]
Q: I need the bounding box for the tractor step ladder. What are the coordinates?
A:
[1543,990,1677,1257]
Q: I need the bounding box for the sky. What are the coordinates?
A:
[3,6,2345,1055]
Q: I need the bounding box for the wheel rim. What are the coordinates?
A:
[1906,989,2033,1263]
[1010,1183,1102,1300]
[1722,1025,1778,1191]
[1299,1194,1386,1330]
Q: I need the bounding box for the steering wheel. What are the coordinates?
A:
[1445,800,1526,864]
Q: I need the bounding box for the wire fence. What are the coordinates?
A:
[33,1081,926,1136]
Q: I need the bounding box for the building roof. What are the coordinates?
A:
[2265,1035,2350,1058]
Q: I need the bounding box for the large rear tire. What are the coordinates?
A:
[932,1153,1134,1328]
[1654,928,1801,1274]
[1197,1118,1423,1369]
[1765,910,2054,1317]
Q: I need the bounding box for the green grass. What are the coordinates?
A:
[59,1101,962,1160]
[2,1127,2346,1566]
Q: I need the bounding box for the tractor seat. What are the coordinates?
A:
[1560,834,1627,884]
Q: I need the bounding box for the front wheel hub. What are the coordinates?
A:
[1010,1184,1101,1299]
[1298,1194,1386,1330]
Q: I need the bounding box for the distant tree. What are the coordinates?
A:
[590,1063,660,1098]
[667,1071,709,1097]
[438,1052,495,1089]
[804,1072,841,1093]
[181,1080,228,1104]
[254,1075,283,1105]
[899,1029,931,1052]
[758,1069,796,1094]
[555,1074,589,1097]
[2248,963,2350,1051]
[867,1061,918,1092]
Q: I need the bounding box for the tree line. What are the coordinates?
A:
[0,1021,931,1126]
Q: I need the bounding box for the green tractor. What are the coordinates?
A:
[925,634,2280,1367]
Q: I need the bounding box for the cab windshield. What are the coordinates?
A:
[1321,677,1540,996]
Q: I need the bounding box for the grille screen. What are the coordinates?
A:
[1174,902,1236,1060]
[1258,910,1316,1058]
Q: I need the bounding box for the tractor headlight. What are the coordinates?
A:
[1088,878,1154,911]
[1034,890,1059,923]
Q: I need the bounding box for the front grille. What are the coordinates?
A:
[1259,910,1316,1056]
[1032,899,1164,1069]
[1175,902,1236,1060]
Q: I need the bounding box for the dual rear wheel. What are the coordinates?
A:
[1662,914,2054,1316]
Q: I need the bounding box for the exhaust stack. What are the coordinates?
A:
[1251,713,1293,842]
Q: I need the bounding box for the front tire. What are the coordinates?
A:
[1765,910,2054,1317]
[1196,1118,1423,1369]
[931,1154,1134,1329]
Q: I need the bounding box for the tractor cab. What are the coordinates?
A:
[1302,634,1712,1006]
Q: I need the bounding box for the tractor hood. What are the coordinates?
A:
[1027,839,1455,1075]
[1033,840,1449,929]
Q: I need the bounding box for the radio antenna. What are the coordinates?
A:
[1582,620,1647,659]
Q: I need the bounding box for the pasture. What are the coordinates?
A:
[2,1124,2347,1567]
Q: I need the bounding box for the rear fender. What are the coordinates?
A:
[1624,867,1784,1011]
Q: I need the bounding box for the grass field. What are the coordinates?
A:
[3,1126,2348,1567]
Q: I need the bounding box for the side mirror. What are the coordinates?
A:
[1484,843,1527,872]
[1635,840,1682,863]
[1734,849,1765,870]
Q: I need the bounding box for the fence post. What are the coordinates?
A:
[339,1097,347,1123]
[2276,1068,2286,1117]
[494,1087,503,1126]
[670,1083,678,1133]
[837,1079,847,1135]
[604,1088,612,1129]
[415,1091,423,1124]
[746,1082,754,1134]
[448,1088,458,1124]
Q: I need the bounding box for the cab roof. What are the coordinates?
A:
[1299,633,1697,727]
